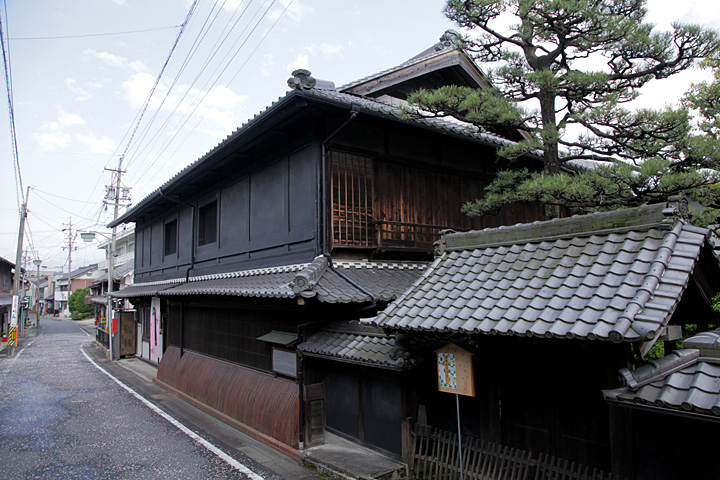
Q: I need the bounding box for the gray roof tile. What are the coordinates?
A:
[604,331,720,418]
[371,202,713,345]
[114,258,427,303]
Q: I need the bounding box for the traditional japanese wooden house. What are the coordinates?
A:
[109,32,549,454]
[368,199,720,478]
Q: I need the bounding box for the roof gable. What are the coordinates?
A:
[371,200,716,352]
[340,31,490,99]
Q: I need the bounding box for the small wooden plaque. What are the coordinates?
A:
[436,343,475,397]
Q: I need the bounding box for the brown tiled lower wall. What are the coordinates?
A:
[157,346,299,449]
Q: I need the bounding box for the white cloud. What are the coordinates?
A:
[65,78,92,102]
[261,53,274,76]
[319,43,343,55]
[283,43,343,74]
[57,108,85,129]
[122,72,161,109]
[122,73,248,138]
[31,106,116,154]
[85,48,146,72]
[76,134,117,155]
[33,131,71,152]
[267,0,310,23]
[287,54,310,72]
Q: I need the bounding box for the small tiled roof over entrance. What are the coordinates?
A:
[372,200,714,349]
[603,330,720,420]
[298,320,417,370]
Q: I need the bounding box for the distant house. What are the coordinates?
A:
[0,256,16,340]
[88,228,135,350]
[370,199,720,478]
[54,264,99,316]
[109,31,550,454]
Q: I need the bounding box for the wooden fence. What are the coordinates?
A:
[409,425,622,480]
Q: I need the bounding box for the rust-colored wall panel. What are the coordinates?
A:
[158,346,299,447]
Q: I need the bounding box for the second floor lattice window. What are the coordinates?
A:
[331,150,374,247]
[198,200,218,247]
[164,219,177,256]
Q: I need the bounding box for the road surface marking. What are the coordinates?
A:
[81,346,266,480]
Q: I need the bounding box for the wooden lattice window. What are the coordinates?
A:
[331,151,374,247]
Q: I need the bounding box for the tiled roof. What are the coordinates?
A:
[57,264,98,281]
[113,261,134,281]
[311,86,518,150]
[117,86,525,225]
[372,201,712,345]
[299,321,416,369]
[112,257,427,303]
[88,296,108,305]
[339,30,472,92]
[603,330,720,419]
[161,264,303,299]
[309,257,429,303]
[110,280,183,298]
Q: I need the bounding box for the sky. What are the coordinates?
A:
[0,0,719,275]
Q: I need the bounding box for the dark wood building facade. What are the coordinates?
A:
[110,34,548,455]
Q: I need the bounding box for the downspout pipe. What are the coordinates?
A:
[159,188,196,359]
[299,104,377,449]
[159,188,196,281]
[320,103,361,259]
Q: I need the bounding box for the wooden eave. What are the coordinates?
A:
[341,50,490,99]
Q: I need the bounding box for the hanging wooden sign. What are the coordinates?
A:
[436,343,475,397]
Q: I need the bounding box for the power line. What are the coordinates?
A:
[127,0,288,186]
[10,25,181,41]
[115,0,201,170]
[73,2,200,223]
[33,188,104,205]
[0,0,23,209]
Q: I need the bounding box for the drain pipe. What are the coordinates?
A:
[159,188,196,281]
[320,104,361,258]
[299,105,382,449]
[319,106,378,312]
[159,188,196,359]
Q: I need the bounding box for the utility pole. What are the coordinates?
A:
[104,166,130,360]
[63,219,76,318]
[9,186,30,356]
[33,259,42,327]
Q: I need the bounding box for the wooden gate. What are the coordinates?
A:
[409,425,622,480]
[119,311,136,357]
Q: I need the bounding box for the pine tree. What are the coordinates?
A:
[408,0,720,218]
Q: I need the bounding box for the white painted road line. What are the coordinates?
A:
[80,346,266,480]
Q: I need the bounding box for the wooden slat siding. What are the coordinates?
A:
[410,426,622,480]
[158,346,299,447]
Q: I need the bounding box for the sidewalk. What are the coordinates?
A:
[82,338,321,480]
[0,318,39,355]
[105,348,407,480]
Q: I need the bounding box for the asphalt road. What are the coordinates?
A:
[0,317,294,480]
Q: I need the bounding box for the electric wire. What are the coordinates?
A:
[32,188,104,205]
[144,0,293,176]
[121,0,239,171]
[127,0,286,186]
[0,1,23,209]
[10,25,181,41]
[115,0,201,171]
